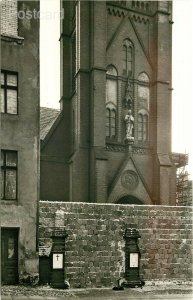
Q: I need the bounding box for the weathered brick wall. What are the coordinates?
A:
[39,201,192,287]
[1,0,18,36]
[177,180,192,206]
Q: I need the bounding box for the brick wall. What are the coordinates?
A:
[1,0,18,36]
[177,180,192,206]
[39,201,192,287]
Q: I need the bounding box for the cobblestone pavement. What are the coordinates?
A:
[1,294,193,300]
[1,283,193,300]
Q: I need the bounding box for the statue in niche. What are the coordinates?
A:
[124,109,134,142]
[124,77,133,109]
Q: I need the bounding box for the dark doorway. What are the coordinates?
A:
[1,228,19,284]
[117,195,143,205]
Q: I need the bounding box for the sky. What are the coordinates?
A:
[40,0,193,179]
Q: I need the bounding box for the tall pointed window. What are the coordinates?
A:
[137,72,150,143]
[123,39,134,77]
[106,65,118,140]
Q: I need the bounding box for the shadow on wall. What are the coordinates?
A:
[116,195,144,205]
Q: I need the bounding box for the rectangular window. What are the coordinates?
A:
[1,150,18,200]
[1,70,18,114]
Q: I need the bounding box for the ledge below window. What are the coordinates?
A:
[1,34,24,45]
[1,200,18,206]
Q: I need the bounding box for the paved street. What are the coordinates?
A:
[1,285,193,300]
[1,295,193,300]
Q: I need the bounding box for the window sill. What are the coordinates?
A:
[1,34,24,45]
[1,200,18,205]
[1,113,19,120]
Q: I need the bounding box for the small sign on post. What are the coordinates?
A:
[123,225,145,288]
[50,228,68,289]
[130,253,139,268]
[53,253,63,269]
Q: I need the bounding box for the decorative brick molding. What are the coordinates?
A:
[121,170,139,190]
[39,201,193,288]
[106,143,127,152]
[105,144,150,154]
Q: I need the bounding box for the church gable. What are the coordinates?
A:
[107,156,152,205]
[106,14,153,78]
[107,4,152,76]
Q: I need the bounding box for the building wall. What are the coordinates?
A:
[1,0,39,281]
[39,201,193,287]
[40,114,69,202]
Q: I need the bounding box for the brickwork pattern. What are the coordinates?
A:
[1,0,18,36]
[39,202,193,288]
[177,180,192,206]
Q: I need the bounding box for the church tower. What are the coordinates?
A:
[58,0,175,205]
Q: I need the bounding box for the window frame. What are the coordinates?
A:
[106,107,111,138]
[106,65,118,141]
[1,70,18,115]
[137,113,143,141]
[106,108,117,139]
[137,113,148,142]
[123,39,134,77]
[137,72,150,143]
[1,150,18,201]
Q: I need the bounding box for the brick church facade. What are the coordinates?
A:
[41,1,176,205]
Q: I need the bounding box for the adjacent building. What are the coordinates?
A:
[41,1,177,205]
[1,0,39,284]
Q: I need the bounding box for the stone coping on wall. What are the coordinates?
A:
[1,34,24,44]
[39,200,193,209]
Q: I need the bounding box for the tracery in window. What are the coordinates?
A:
[106,65,118,139]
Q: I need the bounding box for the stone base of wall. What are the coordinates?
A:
[39,201,193,288]
[19,273,39,286]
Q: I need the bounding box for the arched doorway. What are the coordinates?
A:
[116,195,143,205]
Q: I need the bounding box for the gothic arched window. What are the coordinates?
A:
[123,39,134,77]
[137,72,150,142]
[106,108,110,137]
[106,65,118,140]
[138,112,148,142]
[138,113,143,141]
